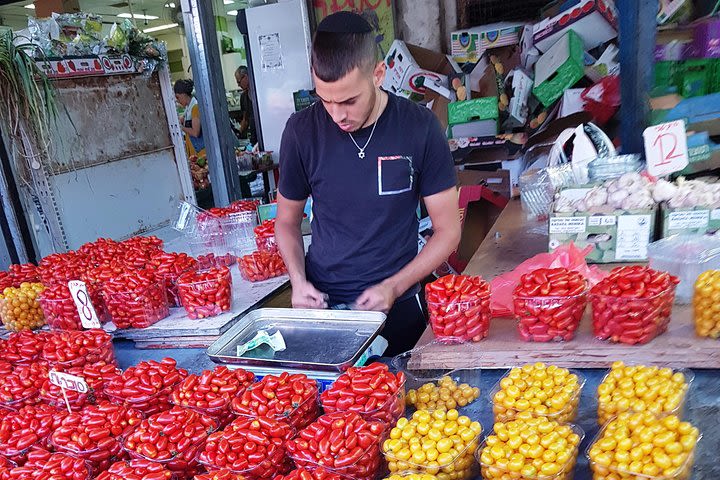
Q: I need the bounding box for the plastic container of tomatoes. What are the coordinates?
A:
[50,436,124,474]
[596,368,694,427]
[38,284,107,331]
[489,369,586,425]
[590,284,677,345]
[391,343,481,412]
[43,331,116,370]
[384,430,481,480]
[102,281,169,330]
[477,423,584,480]
[586,414,700,480]
[512,291,588,342]
[255,234,278,253]
[106,383,177,417]
[323,379,406,427]
[290,441,384,480]
[176,267,233,320]
[195,469,255,480]
[425,275,492,343]
[0,391,40,412]
[231,380,320,430]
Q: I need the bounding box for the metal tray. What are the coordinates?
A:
[207,308,386,372]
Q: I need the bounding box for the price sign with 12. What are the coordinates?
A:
[643,120,689,177]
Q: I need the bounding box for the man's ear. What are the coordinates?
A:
[373,60,386,88]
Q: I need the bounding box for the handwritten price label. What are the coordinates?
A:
[643,120,689,177]
[49,370,89,393]
[68,280,101,329]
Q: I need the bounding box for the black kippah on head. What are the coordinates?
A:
[317,11,372,34]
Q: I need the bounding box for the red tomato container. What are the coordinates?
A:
[194,469,250,480]
[426,275,492,343]
[255,235,278,253]
[94,459,176,480]
[38,283,107,331]
[176,266,233,320]
[102,280,169,330]
[238,250,287,283]
[590,285,676,345]
[42,330,116,370]
[512,292,587,342]
[50,436,125,474]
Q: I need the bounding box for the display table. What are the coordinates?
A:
[414,200,720,369]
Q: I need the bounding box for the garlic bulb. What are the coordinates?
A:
[651,179,678,202]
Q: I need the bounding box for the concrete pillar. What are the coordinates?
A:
[440,0,457,53]
[396,0,442,50]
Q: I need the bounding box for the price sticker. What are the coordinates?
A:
[643,120,689,177]
[68,280,101,329]
[49,370,89,393]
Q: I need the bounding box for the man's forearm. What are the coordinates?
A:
[275,221,308,285]
[382,227,460,298]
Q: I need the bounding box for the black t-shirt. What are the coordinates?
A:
[279,92,456,304]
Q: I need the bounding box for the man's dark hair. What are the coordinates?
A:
[312,12,378,82]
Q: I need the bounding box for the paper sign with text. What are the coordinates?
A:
[643,120,689,177]
[68,280,101,329]
[49,370,89,393]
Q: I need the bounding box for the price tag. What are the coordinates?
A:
[643,120,689,177]
[68,280,101,329]
[49,370,89,393]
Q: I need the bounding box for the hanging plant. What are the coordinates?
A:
[0,30,68,251]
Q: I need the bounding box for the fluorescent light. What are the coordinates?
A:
[24,3,35,8]
[223,0,234,4]
[227,9,238,15]
[143,23,178,33]
[117,13,159,20]
[164,2,176,7]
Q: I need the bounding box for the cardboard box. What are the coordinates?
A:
[468,45,520,96]
[533,31,585,107]
[458,169,511,199]
[559,88,586,118]
[383,40,461,101]
[448,97,499,138]
[505,69,534,129]
[661,204,720,237]
[533,0,618,53]
[34,0,79,16]
[549,189,658,263]
[585,44,619,83]
[451,22,525,64]
[691,17,720,59]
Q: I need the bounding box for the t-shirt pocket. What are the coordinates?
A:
[377,155,414,196]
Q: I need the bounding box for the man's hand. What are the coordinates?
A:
[292,280,329,309]
[355,281,397,313]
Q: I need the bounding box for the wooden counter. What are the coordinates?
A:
[415,200,720,369]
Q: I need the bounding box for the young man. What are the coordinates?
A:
[234,66,256,144]
[275,11,460,355]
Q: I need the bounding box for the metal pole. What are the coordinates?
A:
[181,0,241,205]
[618,0,658,154]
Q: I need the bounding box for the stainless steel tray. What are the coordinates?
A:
[207,308,386,372]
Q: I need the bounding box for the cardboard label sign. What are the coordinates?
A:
[49,370,89,394]
[643,120,689,177]
[68,280,101,329]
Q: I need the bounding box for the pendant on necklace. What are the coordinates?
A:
[358,150,365,159]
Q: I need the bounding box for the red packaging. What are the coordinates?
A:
[590,266,679,345]
[51,401,144,473]
[0,361,49,411]
[320,363,405,426]
[254,220,278,253]
[122,406,217,476]
[40,361,121,411]
[102,269,169,329]
[426,274,492,343]
[42,330,115,369]
[198,416,294,479]
[149,251,199,307]
[230,372,319,430]
[512,268,588,342]
[239,251,287,283]
[287,412,386,480]
[105,358,187,415]
[170,366,254,426]
[38,283,105,331]
[176,266,233,320]
[95,459,174,480]
[0,404,68,465]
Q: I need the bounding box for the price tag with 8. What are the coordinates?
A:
[67,280,101,329]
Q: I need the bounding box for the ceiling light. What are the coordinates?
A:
[117,13,159,20]
[164,2,176,7]
[227,9,238,15]
[24,3,35,8]
[143,23,178,33]
[223,0,234,4]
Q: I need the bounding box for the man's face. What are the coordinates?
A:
[313,63,383,133]
[236,72,249,90]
